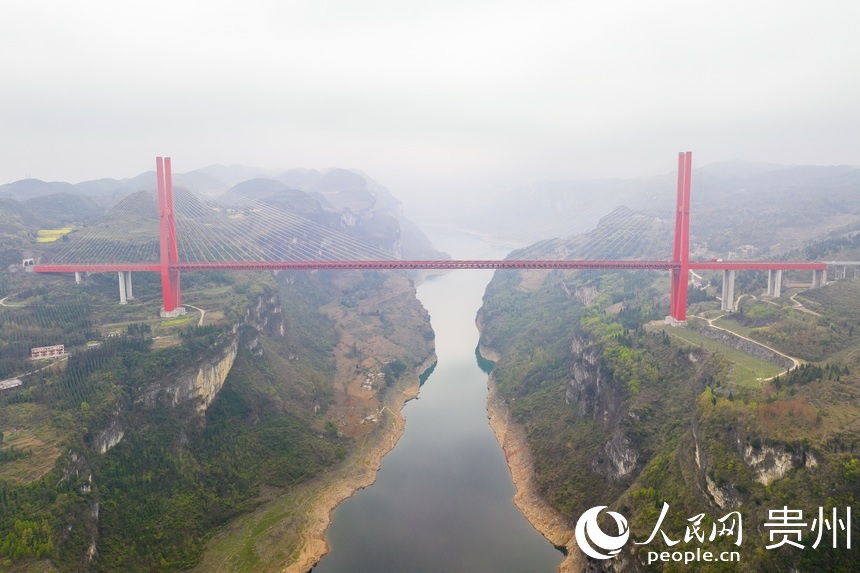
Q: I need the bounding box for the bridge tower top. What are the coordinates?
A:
[157,157,182,314]
[669,151,692,323]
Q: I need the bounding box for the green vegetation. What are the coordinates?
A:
[654,322,784,387]
[94,336,346,572]
[0,175,438,572]
[0,251,432,572]
[0,268,351,570]
[479,248,860,570]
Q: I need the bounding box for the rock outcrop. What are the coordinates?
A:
[138,335,239,413]
[565,336,638,481]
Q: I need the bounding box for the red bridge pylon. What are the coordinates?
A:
[669,151,692,323]
[156,157,183,315]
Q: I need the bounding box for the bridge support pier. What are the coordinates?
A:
[159,306,187,318]
[118,272,128,304]
[812,269,828,288]
[767,269,783,298]
[720,270,736,312]
[125,272,134,300]
[75,272,82,285]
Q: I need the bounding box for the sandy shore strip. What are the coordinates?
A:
[195,356,435,573]
[284,354,436,573]
[482,345,585,573]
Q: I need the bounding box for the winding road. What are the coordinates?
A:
[0,293,23,307]
[185,304,206,327]
[696,312,801,379]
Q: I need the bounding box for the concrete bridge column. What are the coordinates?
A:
[721,269,736,312]
[75,272,82,285]
[118,272,128,304]
[767,269,783,298]
[812,269,828,288]
[125,272,134,300]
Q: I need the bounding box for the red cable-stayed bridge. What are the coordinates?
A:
[34,153,828,323]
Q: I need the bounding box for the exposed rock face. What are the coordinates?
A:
[565,336,638,481]
[137,293,283,415]
[139,334,239,413]
[705,475,734,510]
[690,426,740,510]
[573,285,600,307]
[743,445,794,485]
[691,412,819,514]
[742,444,817,485]
[565,337,614,421]
[340,209,356,228]
[250,294,286,339]
[594,430,638,480]
[192,338,240,411]
[101,293,280,458]
[93,419,125,454]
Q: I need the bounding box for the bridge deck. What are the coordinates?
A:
[34,260,827,273]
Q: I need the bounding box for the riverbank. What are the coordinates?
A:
[481,343,584,573]
[286,353,437,572]
[194,354,436,573]
[195,272,436,573]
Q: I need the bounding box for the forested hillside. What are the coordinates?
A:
[0,175,437,572]
[479,225,860,571]
[467,162,860,259]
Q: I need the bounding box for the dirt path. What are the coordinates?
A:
[1,356,69,387]
[696,312,801,377]
[789,292,822,316]
[0,293,23,307]
[185,304,206,326]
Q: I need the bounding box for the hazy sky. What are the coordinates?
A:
[2,0,858,208]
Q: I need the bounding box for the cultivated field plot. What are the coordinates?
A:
[36,228,75,243]
[652,323,784,387]
[0,403,64,484]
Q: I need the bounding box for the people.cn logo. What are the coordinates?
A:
[574,506,630,559]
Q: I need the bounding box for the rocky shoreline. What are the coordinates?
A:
[480,343,585,573]
[285,353,437,573]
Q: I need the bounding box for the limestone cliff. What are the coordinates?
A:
[137,293,283,416]
[62,293,280,567]
[690,408,819,511]
[565,336,639,482]
[138,335,239,413]
[92,419,125,455]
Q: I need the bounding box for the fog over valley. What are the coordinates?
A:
[2,0,859,212]
[2,2,860,573]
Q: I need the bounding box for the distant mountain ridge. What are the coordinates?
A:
[222,168,443,260]
[0,163,446,262]
[465,161,860,258]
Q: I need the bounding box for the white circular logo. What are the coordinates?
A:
[574,506,630,560]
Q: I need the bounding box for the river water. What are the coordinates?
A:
[312,232,564,573]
